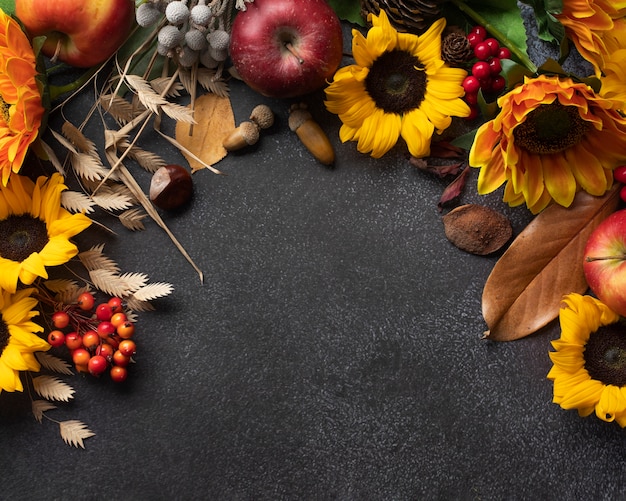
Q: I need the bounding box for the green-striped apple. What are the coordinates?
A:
[229,0,343,98]
[583,208,626,316]
[15,0,136,68]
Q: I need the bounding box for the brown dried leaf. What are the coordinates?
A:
[438,166,470,210]
[59,420,95,449]
[32,375,75,402]
[175,93,235,172]
[443,204,512,255]
[482,186,620,341]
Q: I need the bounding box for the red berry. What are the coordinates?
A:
[488,57,502,75]
[106,336,120,350]
[479,77,493,91]
[88,355,108,375]
[72,348,91,366]
[118,340,137,357]
[108,297,123,314]
[47,330,65,348]
[472,61,491,80]
[112,350,131,367]
[620,184,626,204]
[473,42,491,61]
[484,38,500,57]
[464,92,478,105]
[614,165,626,184]
[77,292,95,311]
[462,75,480,94]
[465,105,480,121]
[96,303,113,321]
[117,321,135,339]
[96,342,115,361]
[82,330,101,351]
[471,25,487,40]
[110,366,128,383]
[65,332,83,350]
[491,75,506,93]
[466,32,481,48]
[51,311,70,329]
[110,312,127,328]
[97,321,116,339]
[498,47,511,59]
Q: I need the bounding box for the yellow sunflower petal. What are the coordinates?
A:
[400,107,434,158]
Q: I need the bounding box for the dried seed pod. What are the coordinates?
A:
[442,204,512,255]
[288,103,335,166]
[222,121,260,151]
[249,104,274,130]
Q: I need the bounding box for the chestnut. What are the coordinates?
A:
[149,164,193,210]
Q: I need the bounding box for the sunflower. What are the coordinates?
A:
[599,48,626,110]
[554,0,626,74]
[324,10,470,159]
[0,287,48,392]
[0,9,46,186]
[0,172,91,293]
[469,74,626,214]
[547,293,626,426]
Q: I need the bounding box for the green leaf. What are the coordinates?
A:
[328,0,364,25]
[500,58,534,89]
[0,0,15,15]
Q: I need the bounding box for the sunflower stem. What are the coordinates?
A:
[47,65,101,102]
[449,0,538,74]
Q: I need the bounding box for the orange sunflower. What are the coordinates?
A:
[0,9,45,186]
[469,74,626,214]
[555,0,626,74]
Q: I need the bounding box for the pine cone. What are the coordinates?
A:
[360,0,446,34]
[441,31,473,67]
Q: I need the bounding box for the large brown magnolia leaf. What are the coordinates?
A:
[175,93,235,172]
[482,185,620,341]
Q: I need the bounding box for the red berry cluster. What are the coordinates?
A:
[46,292,136,383]
[463,25,512,119]
[615,166,626,203]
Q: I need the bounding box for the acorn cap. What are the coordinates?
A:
[249,104,274,130]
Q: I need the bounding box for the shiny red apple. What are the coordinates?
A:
[15,0,136,68]
[229,0,343,98]
[583,208,626,316]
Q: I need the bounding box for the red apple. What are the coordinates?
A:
[583,208,626,316]
[15,0,136,68]
[229,0,343,98]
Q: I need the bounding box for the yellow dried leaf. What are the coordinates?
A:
[482,186,620,341]
[175,93,235,172]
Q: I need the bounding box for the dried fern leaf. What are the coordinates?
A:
[125,296,156,312]
[43,278,80,293]
[50,128,80,155]
[133,282,174,301]
[62,121,97,154]
[32,400,56,423]
[70,151,110,181]
[119,272,150,292]
[119,207,147,231]
[196,69,230,97]
[100,93,140,124]
[61,190,96,214]
[38,139,66,176]
[60,420,95,449]
[161,102,197,123]
[126,74,194,123]
[91,189,135,211]
[79,245,121,273]
[150,76,184,98]
[121,142,167,173]
[32,375,75,402]
[35,352,74,375]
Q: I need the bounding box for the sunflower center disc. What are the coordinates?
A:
[585,324,626,386]
[0,319,8,353]
[0,215,48,262]
[366,50,427,115]
[513,101,590,155]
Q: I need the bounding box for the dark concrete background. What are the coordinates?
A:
[2,9,625,501]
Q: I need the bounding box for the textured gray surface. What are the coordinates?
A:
[2,12,626,501]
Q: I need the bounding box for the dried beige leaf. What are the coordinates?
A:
[35,352,74,375]
[59,420,95,449]
[89,269,132,297]
[61,190,96,214]
[62,121,97,154]
[91,189,135,211]
[79,245,121,273]
[125,74,195,123]
[32,400,56,423]
[175,93,235,172]
[32,375,75,402]
[150,77,184,98]
[70,151,110,182]
[100,93,141,124]
[125,296,156,312]
[132,282,174,302]
[119,207,148,231]
[482,186,620,341]
[122,142,167,173]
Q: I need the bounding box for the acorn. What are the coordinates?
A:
[222,120,260,151]
[288,103,335,166]
[149,164,193,210]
